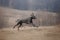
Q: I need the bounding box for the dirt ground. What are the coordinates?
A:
[0,26,60,40]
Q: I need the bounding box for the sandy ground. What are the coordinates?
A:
[0,26,60,40]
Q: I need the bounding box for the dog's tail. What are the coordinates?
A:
[16,19,20,22]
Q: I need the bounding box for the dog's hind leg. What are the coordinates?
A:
[13,24,17,29]
[17,23,22,31]
[13,22,19,29]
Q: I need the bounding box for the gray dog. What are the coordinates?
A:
[13,13,36,30]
